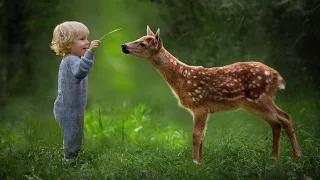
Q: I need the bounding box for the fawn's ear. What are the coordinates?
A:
[146,25,154,36]
[154,28,162,49]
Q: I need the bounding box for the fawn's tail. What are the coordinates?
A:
[278,75,286,90]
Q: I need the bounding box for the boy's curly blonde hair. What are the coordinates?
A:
[50,21,89,56]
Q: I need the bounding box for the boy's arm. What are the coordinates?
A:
[69,50,95,79]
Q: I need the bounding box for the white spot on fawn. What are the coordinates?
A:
[183,70,188,76]
[179,66,184,73]
[264,70,270,75]
[187,80,191,84]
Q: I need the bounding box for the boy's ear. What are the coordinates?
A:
[147,25,154,36]
[66,43,72,49]
[154,28,162,49]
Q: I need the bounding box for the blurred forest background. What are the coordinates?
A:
[1,0,320,179]
[1,0,320,113]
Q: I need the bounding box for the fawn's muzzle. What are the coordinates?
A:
[121,44,130,54]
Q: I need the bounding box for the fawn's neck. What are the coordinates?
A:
[148,47,190,88]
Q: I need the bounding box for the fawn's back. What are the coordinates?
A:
[177,61,284,112]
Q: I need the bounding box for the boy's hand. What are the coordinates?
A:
[89,40,100,52]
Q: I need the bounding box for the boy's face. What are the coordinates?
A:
[70,34,89,56]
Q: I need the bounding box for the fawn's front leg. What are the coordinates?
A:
[192,109,209,164]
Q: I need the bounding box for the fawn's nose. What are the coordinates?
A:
[121,44,130,54]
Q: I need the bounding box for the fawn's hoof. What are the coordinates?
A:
[295,151,302,158]
[193,160,202,165]
[271,157,278,163]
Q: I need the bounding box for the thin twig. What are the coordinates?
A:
[99,28,122,40]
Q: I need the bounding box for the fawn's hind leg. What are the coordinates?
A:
[243,98,282,161]
[244,97,302,161]
[272,102,302,158]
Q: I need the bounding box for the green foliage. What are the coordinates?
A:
[0,128,23,150]
[1,98,320,179]
[84,103,187,148]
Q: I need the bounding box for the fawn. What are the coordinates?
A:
[121,26,302,164]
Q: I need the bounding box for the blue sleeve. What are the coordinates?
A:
[68,50,95,79]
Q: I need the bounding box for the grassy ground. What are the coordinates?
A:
[1,97,320,180]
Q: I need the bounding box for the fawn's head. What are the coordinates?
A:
[121,26,163,59]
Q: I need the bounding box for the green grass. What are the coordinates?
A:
[1,98,320,180]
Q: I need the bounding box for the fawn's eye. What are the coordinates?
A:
[139,42,146,47]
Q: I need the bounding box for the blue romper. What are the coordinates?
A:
[53,50,95,159]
